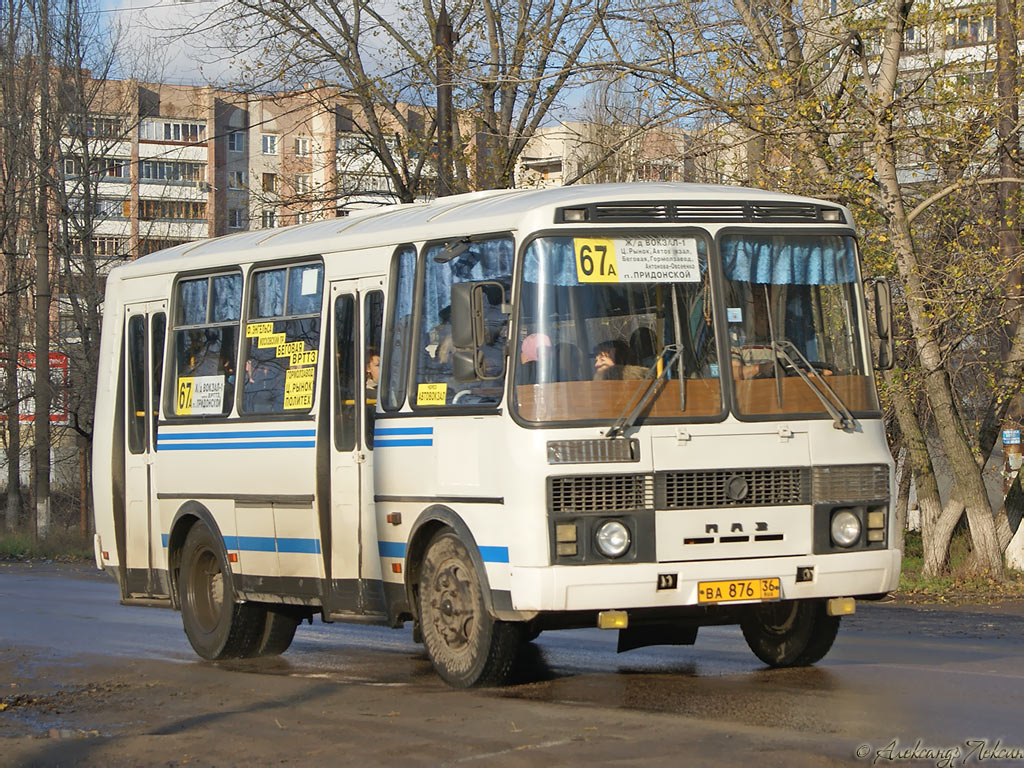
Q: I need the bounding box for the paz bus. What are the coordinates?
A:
[92,182,898,687]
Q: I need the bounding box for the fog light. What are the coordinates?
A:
[867,510,885,529]
[556,542,578,556]
[867,530,884,542]
[595,520,631,558]
[830,510,861,548]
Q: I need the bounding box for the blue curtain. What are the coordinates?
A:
[423,238,514,328]
[721,235,857,285]
[523,238,579,287]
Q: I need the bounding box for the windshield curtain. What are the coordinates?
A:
[514,233,722,424]
[721,232,879,417]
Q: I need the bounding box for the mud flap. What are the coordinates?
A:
[617,623,698,653]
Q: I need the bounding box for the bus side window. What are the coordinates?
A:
[151,313,166,445]
[241,262,323,415]
[127,315,147,453]
[363,290,384,448]
[382,246,416,411]
[334,295,357,451]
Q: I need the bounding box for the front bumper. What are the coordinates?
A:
[508,548,901,612]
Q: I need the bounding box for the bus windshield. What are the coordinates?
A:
[514,232,722,423]
[513,231,878,425]
[721,232,878,419]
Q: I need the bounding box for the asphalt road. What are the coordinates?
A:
[3,561,1024,767]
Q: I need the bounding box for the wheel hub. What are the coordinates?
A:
[430,563,475,651]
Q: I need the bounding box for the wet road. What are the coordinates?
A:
[3,562,1024,766]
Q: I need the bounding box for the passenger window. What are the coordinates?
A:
[334,295,357,451]
[151,313,166,445]
[170,272,241,417]
[382,246,416,411]
[127,315,147,452]
[242,262,323,414]
[414,237,512,408]
[363,290,384,448]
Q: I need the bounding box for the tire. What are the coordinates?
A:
[179,522,265,660]
[256,609,300,657]
[418,531,523,687]
[740,599,840,668]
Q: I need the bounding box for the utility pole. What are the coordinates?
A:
[435,0,454,197]
[33,0,52,539]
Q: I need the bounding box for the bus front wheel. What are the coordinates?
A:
[418,531,522,687]
[740,599,840,668]
[179,522,265,660]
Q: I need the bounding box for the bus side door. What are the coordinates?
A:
[123,302,167,597]
[328,278,384,614]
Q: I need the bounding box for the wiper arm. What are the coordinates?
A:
[771,340,856,430]
[606,345,681,439]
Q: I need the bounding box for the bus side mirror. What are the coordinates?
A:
[867,277,894,370]
[450,281,508,382]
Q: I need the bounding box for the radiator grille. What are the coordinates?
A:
[657,468,809,509]
[812,464,889,502]
[548,474,653,515]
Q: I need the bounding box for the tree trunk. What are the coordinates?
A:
[893,447,911,555]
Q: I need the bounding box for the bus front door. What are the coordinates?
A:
[327,278,385,615]
[123,302,167,597]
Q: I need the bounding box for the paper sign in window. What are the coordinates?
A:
[417,382,448,406]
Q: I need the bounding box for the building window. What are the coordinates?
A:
[140,160,206,183]
[66,115,123,138]
[295,137,311,156]
[70,236,129,258]
[63,156,129,180]
[263,173,277,193]
[296,174,311,194]
[261,209,277,228]
[228,131,244,152]
[262,134,278,155]
[139,119,206,142]
[228,209,244,229]
[296,211,310,225]
[947,14,995,47]
[139,199,207,221]
[228,170,246,189]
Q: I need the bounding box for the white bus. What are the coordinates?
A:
[93,183,899,687]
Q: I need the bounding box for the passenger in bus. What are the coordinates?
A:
[365,346,380,392]
[629,326,658,369]
[517,333,552,385]
[593,339,646,380]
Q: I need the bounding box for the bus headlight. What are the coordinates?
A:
[595,520,631,558]
[830,509,861,548]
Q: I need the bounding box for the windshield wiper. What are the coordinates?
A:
[606,345,681,439]
[771,340,856,430]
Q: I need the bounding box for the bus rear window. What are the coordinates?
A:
[241,262,324,414]
[170,272,241,417]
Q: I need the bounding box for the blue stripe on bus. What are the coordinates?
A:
[478,546,510,563]
[374,439,433,447]
[159,532,320,554]
[374,427,434,436]
[157,441,316,450]
[377,541,508,563]
[378,541,407,558]
[159,430,316,440]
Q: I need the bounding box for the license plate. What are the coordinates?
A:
[697,577,781,604]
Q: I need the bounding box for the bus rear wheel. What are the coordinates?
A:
[418,531,522,687]
[179,522,265,660]
[740,599,840,668]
